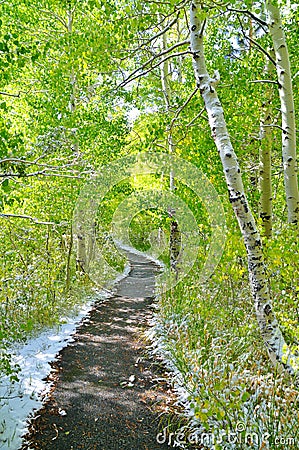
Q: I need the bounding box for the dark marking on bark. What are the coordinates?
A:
[261,214,271,221]
[191,25,197,32]
[243,202,249,213]
[264,304,272,316]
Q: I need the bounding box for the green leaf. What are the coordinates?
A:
[241,391,250,402]
[2,179,9,191]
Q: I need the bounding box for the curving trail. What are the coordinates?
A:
[22,251,172,450]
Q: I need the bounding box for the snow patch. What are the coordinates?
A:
[0,247,160,449]
[0,295,103,449]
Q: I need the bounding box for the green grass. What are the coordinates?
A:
[152,226,299,449]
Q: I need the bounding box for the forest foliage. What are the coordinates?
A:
[0,0,299,447]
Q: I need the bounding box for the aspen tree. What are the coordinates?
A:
[259,56,274,238]
[189,0,298,375]
[160,32,181,273]
[266,1,299,223]
[66,7,87,271]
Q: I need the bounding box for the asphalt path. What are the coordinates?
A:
[21,252,172,450]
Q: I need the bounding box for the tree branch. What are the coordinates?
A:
[40,9,68,29]
[119,40,189,86]
[0,91,20,98]
[186,108,207,128]
[136,12,180,50]
[0,170,83,179]
[169,87,199,132]
[0,157,81,170]
[0,213,56,226]
[237,16,276,66]
[249,79,278,84]
[227,7,268,28]
[117,50,191,88]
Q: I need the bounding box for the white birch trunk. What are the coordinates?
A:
[189,0,297,376]
[266,1,299,224]
[67,8,86,271]
[161,32,180,272]
[259,115,273,237]
[65,225,73,292]
[76,224,87,272]
[259,57,273,238]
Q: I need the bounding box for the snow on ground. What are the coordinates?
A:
[0,243,160,450]
[0,291,109,450]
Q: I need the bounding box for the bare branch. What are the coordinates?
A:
[237,16,276,66]
[263,124,284,130]
[0,91,20,98]
[40,9,68,29]
[33,172,83,178]
[0,157,81,170]
[137,12,180,49]
[0,169,83,179]
[169,87,199,132]
[120,40,189,87]
[118,50,191,89]
[186,108,207,128]
[0,213,56,226]
[227,7,268,28]
[249,79,278,85]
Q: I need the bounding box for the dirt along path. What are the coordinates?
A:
[21,251,173,450]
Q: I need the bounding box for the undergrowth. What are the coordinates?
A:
[0,220,125,380]
[150,225,299,449]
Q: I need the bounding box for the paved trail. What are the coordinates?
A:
[22,252,172,450]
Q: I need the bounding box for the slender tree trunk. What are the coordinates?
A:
[266,1,299,224]
[189,0,297,375]
[86,200,96,270]
[161,32,181,273]
[76,223,87,272]
[259,57,274,238]
[67,8,86,272]
[65,224,73,292]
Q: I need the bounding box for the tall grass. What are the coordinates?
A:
[151,225,299,449]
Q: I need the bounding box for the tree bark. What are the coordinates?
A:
[160,32,181,273]
[189,0,297,375]
[259,56,274,238]
[266,1,299,224]
[76,223,87,273]
[67,8,87,272]
[65,224,73,292]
